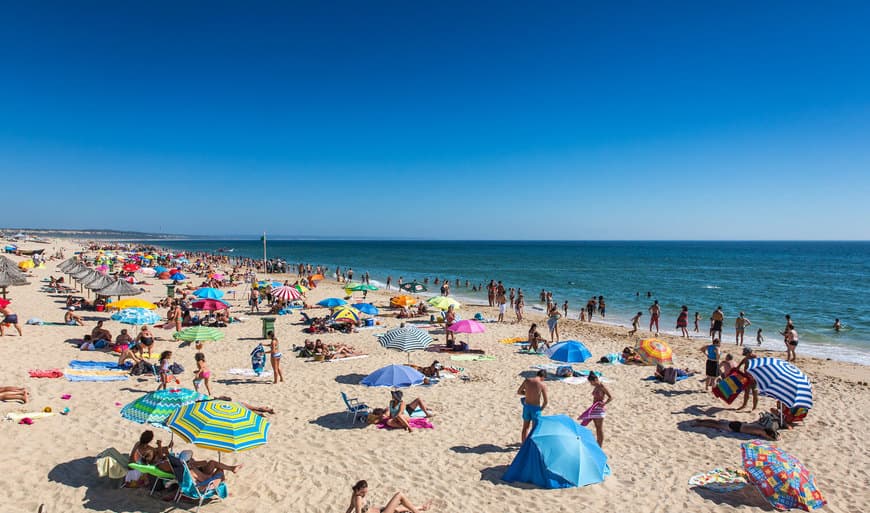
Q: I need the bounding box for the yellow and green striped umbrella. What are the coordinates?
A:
[166,400,270,453]
[172,326,225,342]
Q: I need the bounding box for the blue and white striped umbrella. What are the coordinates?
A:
[111,307,162,325]
[378,326,433,353]
[745,357,813,409]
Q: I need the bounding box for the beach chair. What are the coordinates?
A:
[127,463,176,495]
[340,391,370,424]
[168,455,227,513]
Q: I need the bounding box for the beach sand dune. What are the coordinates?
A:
[1,242,868,513]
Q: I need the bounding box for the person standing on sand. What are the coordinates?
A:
[546,304,561,343]
[711,306,724,341]
[784,325,799,362]
[648,300,660,335]
[628,312,642,335]
[518,370,549,442]
[249,287,260,314]
[735,312,751,346]
[265,330,284,384]
[676,305,690,338]
[386,276,391,290]
[701,339,720,390]
[514,293,524,323]
[0,303,23,336]
[736,347,759,411]
[563,300,569,318]
[578,373,612,447]
[509,288,515,308]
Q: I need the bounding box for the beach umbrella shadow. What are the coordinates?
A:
[48,456,167,512]
[309,411,369,431]
[450,444,515,455]
[652,388,704,398]
[692,484,774,509]
[478,465,537,488]
[676,420,758,441]
[335,373,368,385]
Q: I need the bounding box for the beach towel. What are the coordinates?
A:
[713,370,750,404]
[578,401,606,426]
[95,448,130,479]
[29,369,64,378]
[449,354,496,362]
[377,417,434,430]
[499,337,527,344]
[599,353,624,364]
[65,370,129,382]
[227,368,273,378]
[4,411,56,422]
[323,354,370,362]
[517,349,544,355]
[251,344,266,375]
[68,360,124,370]
[688,468,748,492]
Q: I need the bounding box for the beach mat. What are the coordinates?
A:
[227,368,273,378]
[377,417,433,430]
[450,354,496,362]
[64,369,129,381]
[68,360,124,370]
[29,369,64,378]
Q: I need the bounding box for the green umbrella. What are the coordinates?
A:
[172,326,225,342]
[346,283,378,292]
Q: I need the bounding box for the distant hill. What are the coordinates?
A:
[0,228,195,240]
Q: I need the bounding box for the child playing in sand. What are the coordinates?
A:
[193,352,212,396]
[628,312,642,336]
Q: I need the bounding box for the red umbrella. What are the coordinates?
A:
[0,298,10,308]
[191,299,230,311]
[122,263,140,272]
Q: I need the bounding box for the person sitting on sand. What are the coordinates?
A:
[528,324,546,353]
[654,364,696,383]
[621,347,643,364]
[91,320,112,345]
[690,418,779,440]
[0,386,28,403]
[115,328,133,348]
[130,429,171,466]
[346,479,432,513]
[389,390,432,418]
[64,307,84,326]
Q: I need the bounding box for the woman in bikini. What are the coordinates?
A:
[136,325,155,358]
[579,373,612,447]
[346,480,431,513]
[266,331,284,384]
[193,352,212,396]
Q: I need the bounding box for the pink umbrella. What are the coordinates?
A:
[209,272,224,281]
[270,286,302,301]
[191,299,230,311]
[447,319,486,334]
[96,265,109,274]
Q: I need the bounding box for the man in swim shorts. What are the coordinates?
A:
[517,369,548,442]
[0,304,23,336]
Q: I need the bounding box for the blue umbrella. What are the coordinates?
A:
[546,340,592,363]
[193,287,225,299]
[317,298,347,308]
[352,303,379,315]
[745,357,813,409]
[360,364,424,388]
[503,415,610,488]
[111,307,162,325]
[169,273,186,281]
[153,266,167,274]
[257,280,282,288]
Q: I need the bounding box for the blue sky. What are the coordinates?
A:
[1,2,869,239]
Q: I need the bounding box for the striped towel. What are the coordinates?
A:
[64,368,129,381]
[578,401,606,425]
[68,360,124,370]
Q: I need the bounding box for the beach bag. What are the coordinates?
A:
[712,370,750,404]
[169,363,185,375]
[130,361,154,376]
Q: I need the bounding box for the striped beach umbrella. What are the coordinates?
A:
[294,283,309,294]
[635,338,673,366]
[270,285,302,301]
[331,305,361,323]
[378,326,433,353]
[173,326,225,342]
[741,440,826,511]
[745,358,813,409]
[120,388,206,427]
[111,307,162,325]
[166,400,270,453]
[193,287,225,299]
[346,283,378,292]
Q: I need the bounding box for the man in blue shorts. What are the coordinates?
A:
[517,369,549,442]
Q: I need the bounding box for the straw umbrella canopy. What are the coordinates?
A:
[58,258,79,272]
[84,274,115,291]
[0,268,29,298]
[96,278,142,297]
[71,267,95,282]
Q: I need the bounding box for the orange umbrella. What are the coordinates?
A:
[309,274,324,281]
[390,295,417,308]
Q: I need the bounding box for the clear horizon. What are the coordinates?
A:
[2,3,869,239]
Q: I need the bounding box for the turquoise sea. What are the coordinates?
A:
[150,240,870,365]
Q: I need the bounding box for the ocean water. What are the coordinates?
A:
[150,240,870,365]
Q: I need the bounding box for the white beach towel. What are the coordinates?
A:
[227,368,273,378]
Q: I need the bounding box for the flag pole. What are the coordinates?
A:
[262,231,268,278]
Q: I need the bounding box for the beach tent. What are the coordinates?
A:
[503,415,610,489]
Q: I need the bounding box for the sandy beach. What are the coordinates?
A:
[1,239,868,513]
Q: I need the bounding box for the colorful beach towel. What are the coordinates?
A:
[64,369,129,382]
[29,369,64,378]
[578,401,606,426]
[323,355,370,362]
[713,370,751,404]
[377,417,434,430]
[688,467,748,492]
[68,360,124,370]
[449,354,496,362]
[227,368,273,378]
[251,344,266,375]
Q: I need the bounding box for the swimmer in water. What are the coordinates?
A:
[833,318,841,332]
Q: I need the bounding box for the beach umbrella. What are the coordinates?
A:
[331,306,361,324]
[169,272,186,281]
[270,286,301,301]
[166,400,270,453]
[361,364,425,388]
[309,274,324,281]
[546,340,593,363]
[209,272,224,281]
[400,282,427,293]
[107,298,157,310]
[193,287,225,300]
[427,296,461,310]
[447,319,486,334]
[173,326,225,342]
[72,267,94,281]
[317,297,346,308]
[138,267,156,277]
[741,440,826,511]
[352,303,379,316]
[503,415,611,489]
[378,326,433,354]
[111,307,162,325]
[745,358,814,409]
[191,298,230,311]
[84,274,114,291]
[294,283,309,294]
[346,283,378,292]
[635,338,673,366]
[96,279,143,297]
[153,266,168,274]
[390,295,417,308]
[257,280,281,288]
[121,388,206,427]
[122,263,140,272]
